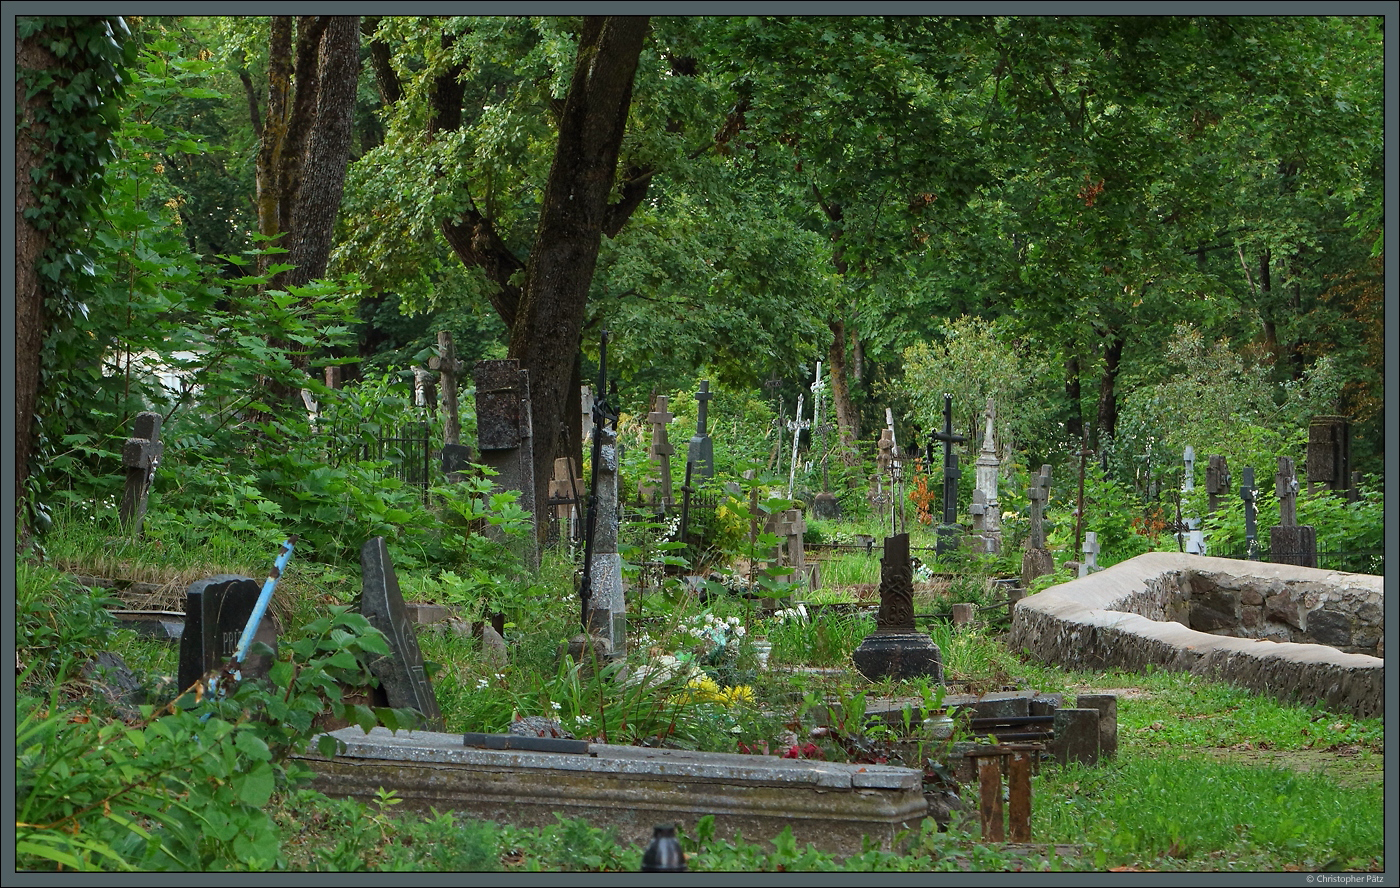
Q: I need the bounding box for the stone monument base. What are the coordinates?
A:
[852,630,944,683]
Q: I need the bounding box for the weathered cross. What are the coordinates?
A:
[646,395,676,506]
[1206,454,1230,516]
[1275,456,1299,527]
[430,331,466,481]
[120,412,164,535]
[687,380,715,480]
[1078,531,1101,577]
[1027,464,1052,550]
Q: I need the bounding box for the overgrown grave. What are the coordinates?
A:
[355,536,444,730]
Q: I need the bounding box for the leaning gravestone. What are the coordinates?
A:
[852,533,943,682]
[1306,416,1351,496]
[177,575,279,694]
[358,537,444,730]
[119,411,164,536]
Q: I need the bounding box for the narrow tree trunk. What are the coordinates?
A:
[507,16,650,534]
[1095,329,1124,449]
[827,319,860,465]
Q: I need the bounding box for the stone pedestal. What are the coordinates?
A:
[852,631,944,683]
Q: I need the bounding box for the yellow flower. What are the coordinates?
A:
[722,685,756,706]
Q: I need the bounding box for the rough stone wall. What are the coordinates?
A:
[1008,553,1383,719]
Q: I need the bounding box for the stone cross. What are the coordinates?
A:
[474,360,538,569]
[930,394,969,557]
[1270,455,1317,567]
[1306,415,1350,496]
[119,411,164,535]
[642,395,676,506]
[580,385,594,447]
[1206,455,1230,516]
[1027,464,1051,549]
[973,398,1001,553]
[1077,532,1101,578]
[430,331,466,482]
[358,537,444,729]
[1240,466,1259,561]
[585,425,626,656]
[687,380,715,480]
[970,488,988,554]
[177,575,279,695]
[786,394,809,498]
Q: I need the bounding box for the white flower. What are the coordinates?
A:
[476,678,489,689]
[494,672,506,680]
[551,701,562,711]
[734,625,747,637]
[726,616,740,627]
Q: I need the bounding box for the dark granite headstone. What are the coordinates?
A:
[358,537,444,729]
[1307,415,1350,494]
[177,575,279,693]
[441,443,474,475]
[686,380,715,480]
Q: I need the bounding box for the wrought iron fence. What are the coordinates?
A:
[329,417,434,503]
[1207,545,1383,575]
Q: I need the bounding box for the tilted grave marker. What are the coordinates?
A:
[358,537,444,729]
[177,575,279,694]
[119,412,164,536]
[1181,446,1204,555]
[1077,532,1101,578]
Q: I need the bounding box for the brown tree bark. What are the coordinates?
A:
[1064,354,1082,440]
[827,319,861,464]
[14,31,59,528]
[254,16,360,404]
[1095,329,1124,449]
[507,16,651,527]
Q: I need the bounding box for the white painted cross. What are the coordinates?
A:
[786,394,809,497]
[1078,532,1101,577]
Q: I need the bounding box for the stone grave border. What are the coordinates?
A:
[1008,552,1382,719]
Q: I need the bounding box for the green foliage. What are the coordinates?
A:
[16,605,413,872]
[17,563,118,682]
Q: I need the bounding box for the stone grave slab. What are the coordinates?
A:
[177,575,279,693]
[303,726,927,858]
[358,537,445,730]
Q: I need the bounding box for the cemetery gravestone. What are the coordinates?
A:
[930,395,968,557]
[1270,456,1317,567]
[475,359,538,568]
[687,380,715,480]
[119,411,164,535]
[1182,446,1205,555]
[177,575,279,694]
[973,399,1001,554]
[584,426,626,657]
[431,331,467,483]
[1206,454,1230,517]
[1307,416,1351,496]
[358,537,444,729]
[852,533,944,682]
[1077,532,1101,578]
[1021,465,1054,588]
[643,395,676,506]
[970,489,989,554]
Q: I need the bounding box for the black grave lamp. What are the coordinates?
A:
[641,823,687,872]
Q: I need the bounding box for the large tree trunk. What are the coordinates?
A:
[14,30,59,533]
[1064,354,1082,440]
[255,15,360,404]
[508,17,651,530]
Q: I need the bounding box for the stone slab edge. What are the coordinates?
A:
[313,726,921,790]
[1008,552,1383,719]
